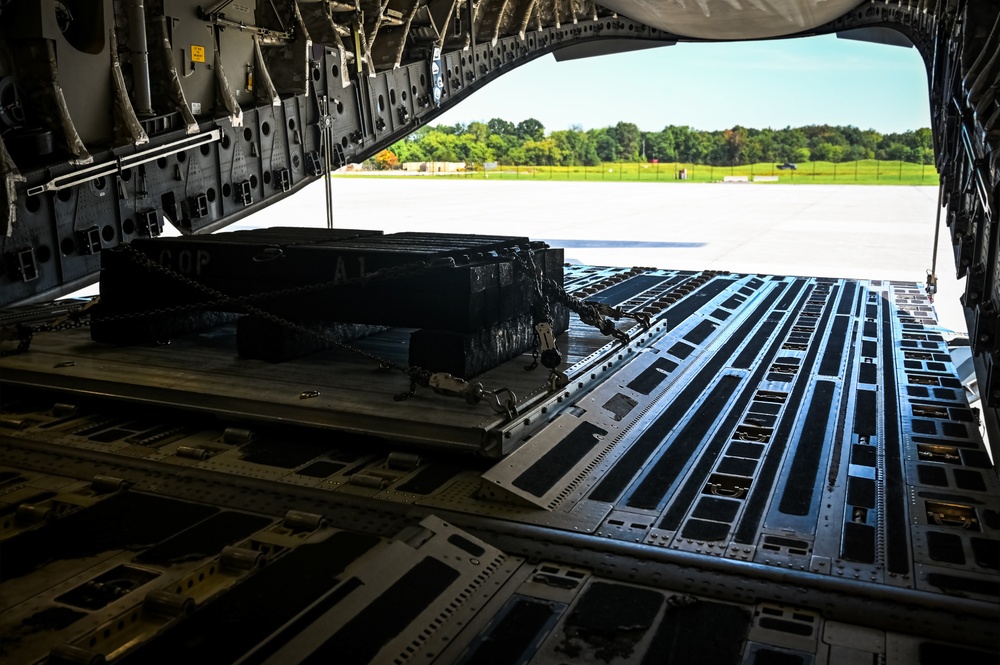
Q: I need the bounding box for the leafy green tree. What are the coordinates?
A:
[591,128,618,162]
[551,129,598,166]
[915,146,935,164]
[505,145,527,165]
[723,126,749,165]
[811,142,835,162]
[457,133,494,163]
[609,121,641,161]
[754,128,779,162]
[389,137,427,163]
[644,128,677,162]
[880,143,913,161]
[420,130,461,161]
[487,118,516,137]
[912,127,933,152]
[844,144,869,161]
[392,120,934,168]
[521,139,562,165]
[487,134,512,161]
[466,121,490,144]
[672,126,705,163]
[859,129,881,155]
[515,118,545,141]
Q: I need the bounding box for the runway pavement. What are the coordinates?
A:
[243,178,964,334]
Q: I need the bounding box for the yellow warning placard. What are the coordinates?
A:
[191,45,205,63]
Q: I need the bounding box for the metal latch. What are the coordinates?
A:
[77,226,102,255]
[274,167,291,192]
[140,209,162,237]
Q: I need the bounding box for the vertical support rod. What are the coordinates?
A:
[927,181,944,298]
[127,0,154,115]
[467,0,476,54]
[320,97,334,230]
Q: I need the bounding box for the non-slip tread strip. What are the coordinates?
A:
[777,380,838,516]
[589,282,786,504]
[657,286,809,530]
[882,294,910,575]
[734,285,841,544]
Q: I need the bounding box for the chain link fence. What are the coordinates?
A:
[416,160,940,185]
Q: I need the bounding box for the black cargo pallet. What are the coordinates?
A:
[91,228,567,376]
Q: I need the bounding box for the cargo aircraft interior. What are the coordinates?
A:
[0,1,998,663]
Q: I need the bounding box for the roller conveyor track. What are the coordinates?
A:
[0,267,997,665]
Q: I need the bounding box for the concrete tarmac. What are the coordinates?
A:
[243,178,964,334]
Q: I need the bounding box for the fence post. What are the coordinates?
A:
[855,160,859,181]
[877,160,880,181]
[899,160,903,181]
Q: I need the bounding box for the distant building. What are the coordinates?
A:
[401,161,466,173]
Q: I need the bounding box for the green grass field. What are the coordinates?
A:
[354,160,939,185]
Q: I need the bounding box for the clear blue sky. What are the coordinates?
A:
[434,34,931,134]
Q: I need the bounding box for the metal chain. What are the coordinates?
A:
[0,325,32,358]
[510,248,651,344]
[509,247,650,390]
[0,300,97,357]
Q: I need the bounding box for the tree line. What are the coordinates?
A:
[385,119,934,167]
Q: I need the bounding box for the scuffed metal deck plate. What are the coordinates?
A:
[1,271,995,597]
[0,270,997,664]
